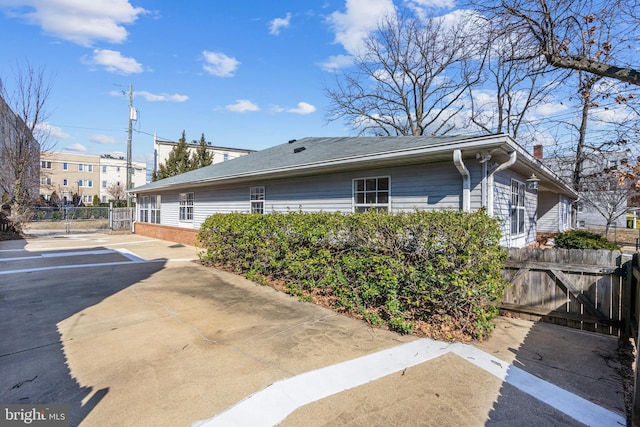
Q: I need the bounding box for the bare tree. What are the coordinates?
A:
[0,61,53,230]
[467,21,564,143]
[480,0,640,86]
[106,182,126,201]
[325,12,485,136]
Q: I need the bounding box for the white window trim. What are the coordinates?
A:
[510,179,526,237]
[250,186,265,214]
[179,192,194,222]
[352,176,391,212]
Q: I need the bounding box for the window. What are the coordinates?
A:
[179,192,194,221]
[78,164,93,172]
[117,166,121,172]
[40,177,52,185]
[102,180,107,188]
[250,187,264,214]
[63,179,68,186]
[102,165,107,173]
[223,153,230,161]
[63,163,68,170]
[608,159,619,168]
[577,220,586,228]
[41,161,52,169]
[78,180,93,188]
[353,176,390,212]
[510,179,526,235]
[139,195,161,224]
[82,195,92,203]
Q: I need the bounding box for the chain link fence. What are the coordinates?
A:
[26,206,134,235]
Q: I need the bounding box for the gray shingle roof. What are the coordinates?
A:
[136,135,488,192]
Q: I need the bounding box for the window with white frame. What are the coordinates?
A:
[40,177,52,185]
[63,163,68,170]
[41,161,52,169]
[250,187,265,214]
[82,195,92,203]
[353,176,390,212]
[139,195,161,224]
[63,179,68,186]
[510,179,526,235]
[78,180,93,188]
[78,164,93,172]
[179,192,194,221]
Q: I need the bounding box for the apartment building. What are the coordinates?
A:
[40,152,146,205]
[153,136,254,173]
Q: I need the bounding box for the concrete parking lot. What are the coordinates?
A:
[0,233,627,426]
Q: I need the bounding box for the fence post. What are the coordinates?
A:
[109,202,113,230]
[622,253,634,341]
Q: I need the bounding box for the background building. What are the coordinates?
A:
[153,135,254,174]
[40,152,146,205]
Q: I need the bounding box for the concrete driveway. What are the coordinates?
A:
[0,233,626,426]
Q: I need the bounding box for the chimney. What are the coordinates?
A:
[533,144,543,159]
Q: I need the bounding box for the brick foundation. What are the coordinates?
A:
[134,222,199,247]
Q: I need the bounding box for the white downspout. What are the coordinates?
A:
[453,149,470,213]
[487,151,517,217]
[476,153,492,209]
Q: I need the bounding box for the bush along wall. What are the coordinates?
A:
[198,210,508,341]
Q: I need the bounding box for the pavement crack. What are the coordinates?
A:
[11,375,38,390]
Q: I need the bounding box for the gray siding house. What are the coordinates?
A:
[132,134,577,248]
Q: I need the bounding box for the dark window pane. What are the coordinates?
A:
[378,192,388,203]
[366,179,377,191]
[378,177,389,190]
[356,193,364,204]
[356,180,364,191]
[366,192,376,203]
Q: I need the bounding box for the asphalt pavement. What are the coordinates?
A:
[0,233,627,426]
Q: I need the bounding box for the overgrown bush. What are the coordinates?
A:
[554,229,620,250]
[198,210,508,341]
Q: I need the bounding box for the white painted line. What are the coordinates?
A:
[193,339,452,427]
[450,344,625,427]
[0,259,164,275]
[193,339,625,427]
[114,248,147,263]
[0,249,116,262]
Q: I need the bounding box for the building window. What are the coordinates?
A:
[63,163,68,170]
[608,159,619,168]
[102,165,107,173]
[353,176,390,212]
[223,153,230,161]
[179,192,194,221]
[78,180,93,188]
[41,161,52,169]
[102,180,107,188]
[40,177,52,185]
[510,179,526,235]
[139,195,161,224]
[250,186,265,214]
[63,179,68,186]
[82,195,92,203]
[78,164,93,172]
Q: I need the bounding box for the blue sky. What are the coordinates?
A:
[0,0,635,171]
[0,0,414,167]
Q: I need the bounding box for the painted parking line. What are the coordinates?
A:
[0,248,158,276]
[193,339,625,427]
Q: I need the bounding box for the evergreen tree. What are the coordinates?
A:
[192,133,213,169]
[154,130,193,181]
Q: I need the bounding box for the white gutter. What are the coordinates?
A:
[487,151,517,216]
[453,149,470,213]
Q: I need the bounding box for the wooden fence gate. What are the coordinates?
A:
[501,248,630,336]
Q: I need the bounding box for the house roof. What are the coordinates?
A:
[134,134,577,198]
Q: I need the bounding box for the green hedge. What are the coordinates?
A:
[554,230,621,250]
[198,210,508,340]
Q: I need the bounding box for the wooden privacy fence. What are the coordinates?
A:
[501,248,632,337]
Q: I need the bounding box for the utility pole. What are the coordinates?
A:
[126,83,133,207]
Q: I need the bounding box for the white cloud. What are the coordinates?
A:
[319,54,353,71]
[409,0,456,7]
[226,99,259,112]
[66,143,87,152]
[534,102,570,117]
[202,50,240,77]
[327,0,396,54]
[36,122,70,140]
[91,134,118,145]
[135,90,188,102]
[0,0,146,46]
[287,102,317,115]
[83,49,143,74]
[269,12,292,35]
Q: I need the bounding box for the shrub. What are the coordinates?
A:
[554,230,620,250]
[198,210,508,341]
